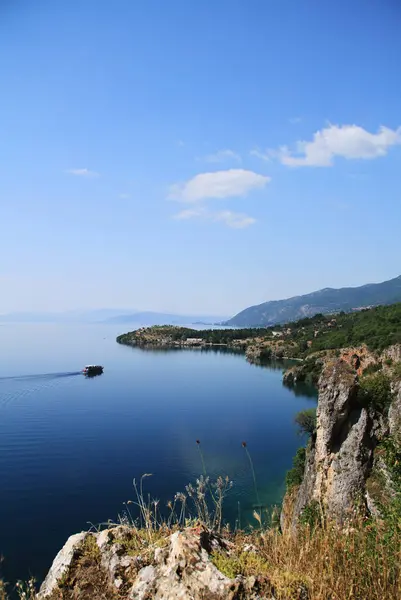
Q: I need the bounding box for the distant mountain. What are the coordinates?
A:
[0,309,133,323]
[224,275,401,327]
[102,312,227,326]
[0,309,227,326]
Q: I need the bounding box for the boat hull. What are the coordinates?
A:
[82,366,104,376]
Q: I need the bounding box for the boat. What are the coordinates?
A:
[82,365,104,376]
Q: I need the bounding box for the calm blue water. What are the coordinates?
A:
[0,323,315,586]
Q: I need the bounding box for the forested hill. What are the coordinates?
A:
[225,275,401,327]
[117,303,401,357]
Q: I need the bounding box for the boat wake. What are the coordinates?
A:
[0,371,81,382]
[0,371,81,408]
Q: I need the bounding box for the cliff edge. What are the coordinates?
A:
[282,346,401,530]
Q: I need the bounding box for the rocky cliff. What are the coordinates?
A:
[283,346,401,529]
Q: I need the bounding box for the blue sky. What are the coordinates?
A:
[1,0,400,316]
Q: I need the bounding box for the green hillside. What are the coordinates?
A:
[225,275,401,327]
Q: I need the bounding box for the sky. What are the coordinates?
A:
[0,0,400,317]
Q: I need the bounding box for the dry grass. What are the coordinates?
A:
[47,536,118,600]
[211,511,401,600]
[0,580,7,600]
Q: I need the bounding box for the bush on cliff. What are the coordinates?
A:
[294,408,317,436]
[286,446,306,490]
[358,372,393,412]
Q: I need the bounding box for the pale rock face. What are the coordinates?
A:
[129,529,238,600]
[389,381,401,442]
[96,526,142,589]
[38,532,87,598]
[383,345,401,364]
[38,527,266,599]
[289,360,374,526]
[283,347,401,529]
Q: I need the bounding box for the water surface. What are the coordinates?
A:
[0,323,315,585]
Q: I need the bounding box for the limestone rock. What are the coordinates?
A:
[96,526,141,590]
[288,360,374,525]
[129,529,240,600]
[39,527,267,599]
[389,381,401,442]
[38,532,87,598]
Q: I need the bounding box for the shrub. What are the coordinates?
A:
[362,362,382,376]
[358,372,393,413]
[393,362,401,380]
[299,500,321,528]
[286,447,306,490]
[295,408,317,436]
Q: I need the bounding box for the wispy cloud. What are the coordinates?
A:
[273,124,401,167]
[214,210,256,228]
[168,169,270,203]
[250,148,273,162]
[67,168,99,177]
[173,207,207,220]
[203,149,242,164]
[289,117,302,124]
[174,207,256,228]
[119,193,131,199]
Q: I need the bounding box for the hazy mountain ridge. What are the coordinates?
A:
[225,275,401,327]
[0,309,226,326]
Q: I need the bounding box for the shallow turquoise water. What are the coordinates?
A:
[0,323,315,586]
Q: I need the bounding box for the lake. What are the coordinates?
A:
[0,323,316,587]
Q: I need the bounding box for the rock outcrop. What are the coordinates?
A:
[38,533,87,598]
[284,348,401,528]
[286,360,373,527]
[38,526,270,600]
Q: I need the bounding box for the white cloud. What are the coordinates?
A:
[173,207,207,220]
[277,124,401,167]
[250,149,273,162]
[289,117,302,124]
[203,149,242,163]
[214,210,256,228]
[169,169,270,203]
[67,168,99,177]
[119,193,131,199]
[173,207,255,228]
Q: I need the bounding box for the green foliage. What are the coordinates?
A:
[362,362,382,375]
[117,325,265,346]
[357,372,393,413]
[293,359,323,385]
[307,303,401,353]
[363,437,401,580]
[299,500,321,528]
[118,302,401,360]
[286,447,306,490]
[381,437,401,491]
[227,275,401,328]
[211,550,270,579]
[295,409,317,436]
[393,362,401,380]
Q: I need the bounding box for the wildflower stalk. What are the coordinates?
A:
[242,442,262,526]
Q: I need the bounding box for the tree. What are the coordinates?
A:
[295,408,317,436]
